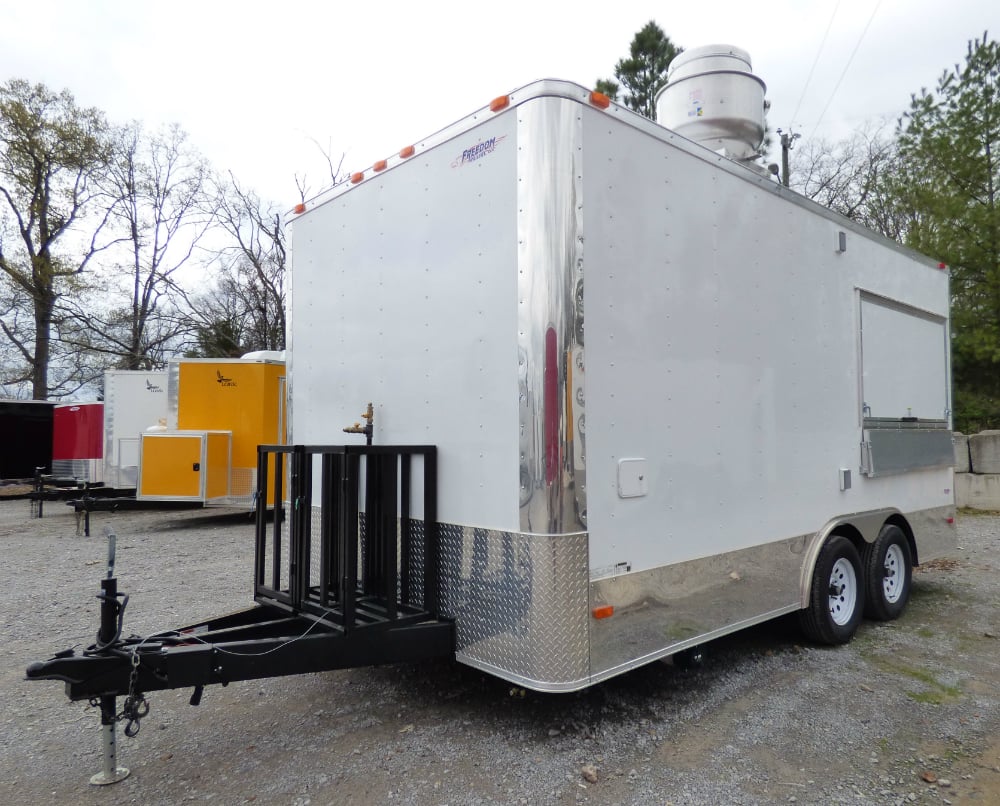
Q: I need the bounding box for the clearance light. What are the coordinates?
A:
[946,517,955,524]
[589,90,611,109]
[592,605,614,620]
[373,159,387,172]
[399,145,415,158]
[350,172,364,184]
[490,95,510,112]
[938,262,948,270]
[292,203,306,215]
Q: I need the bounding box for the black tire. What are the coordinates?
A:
[800,535,865,645]
[863,524,913,621]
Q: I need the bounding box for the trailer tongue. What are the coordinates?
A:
[26,444,454,780]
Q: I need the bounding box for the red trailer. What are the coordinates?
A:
[52,402,104,483]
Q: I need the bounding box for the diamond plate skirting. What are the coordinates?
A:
[306,511,591,690]
[328,515,590,690]
[436,524,590,691]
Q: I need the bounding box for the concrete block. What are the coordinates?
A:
[955,472,1000,510]
[953,432,970,473]
[969,430,1000,474]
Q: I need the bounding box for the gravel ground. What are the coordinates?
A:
[0,498,997,805]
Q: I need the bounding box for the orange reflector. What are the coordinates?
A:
[399,145,415,158]
[490,95,510,112]
[350,172,364,184]
[589,90,611,109]
[592,605,614,620]
[292,203,306,215]
[373,159,387,172]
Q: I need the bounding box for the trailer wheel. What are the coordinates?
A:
[863,524,912,621]
[800,535,864,645]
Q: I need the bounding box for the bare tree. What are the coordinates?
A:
[62,122,213,370]
[294,137,345,203]
[789,122,908,241]
[200,172,288,354]
[184,278,255,358]
[0,79,119,398]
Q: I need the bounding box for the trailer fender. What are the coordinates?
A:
[798,508,904,609]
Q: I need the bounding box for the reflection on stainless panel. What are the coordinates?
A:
[589,534,809,683]
[907,504,956,564]
[517,97,586,536]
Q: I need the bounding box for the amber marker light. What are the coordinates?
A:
[592,605,614,620]
[350,172,364,184]
[292,203,306,215]
[399,145,415,158]
[589,90,611,109]
[373,159,387,172]
[490,95,510,112]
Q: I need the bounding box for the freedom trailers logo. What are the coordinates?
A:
[451,135,506,168]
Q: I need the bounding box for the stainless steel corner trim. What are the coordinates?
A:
[167,360,180,430]
[103,380,117,488]
[517,96,586,535]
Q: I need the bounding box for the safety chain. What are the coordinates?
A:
[88,649,150,738]
[121,649,150,737]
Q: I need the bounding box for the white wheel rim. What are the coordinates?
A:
[828,557,858,626]
[882,543,905,604]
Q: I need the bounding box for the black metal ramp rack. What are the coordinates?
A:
[26,443,453,714]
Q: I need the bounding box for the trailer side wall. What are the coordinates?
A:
[290,113,521,530]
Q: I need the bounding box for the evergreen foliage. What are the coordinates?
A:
[895,33,1000,431]
[597,21,682,119]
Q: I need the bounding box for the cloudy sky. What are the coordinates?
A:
[1,0,995,204]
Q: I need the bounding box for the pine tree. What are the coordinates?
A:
[895,33,1000,430]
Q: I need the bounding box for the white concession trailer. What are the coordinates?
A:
[286,69,954,691]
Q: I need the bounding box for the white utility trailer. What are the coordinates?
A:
[286,64,954,691]
[102,369,169,489]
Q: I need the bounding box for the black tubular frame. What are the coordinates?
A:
[25,444,452,702]
[254,444,440,633]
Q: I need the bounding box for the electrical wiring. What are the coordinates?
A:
[791,0,843,128]
[809,0,885,140]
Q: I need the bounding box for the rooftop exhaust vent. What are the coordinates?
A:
[655,44,767,160]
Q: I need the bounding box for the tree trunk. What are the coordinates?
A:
[32,293,53,399]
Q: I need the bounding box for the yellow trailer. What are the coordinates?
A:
[137,358,285,506]
[138,431,231,502]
